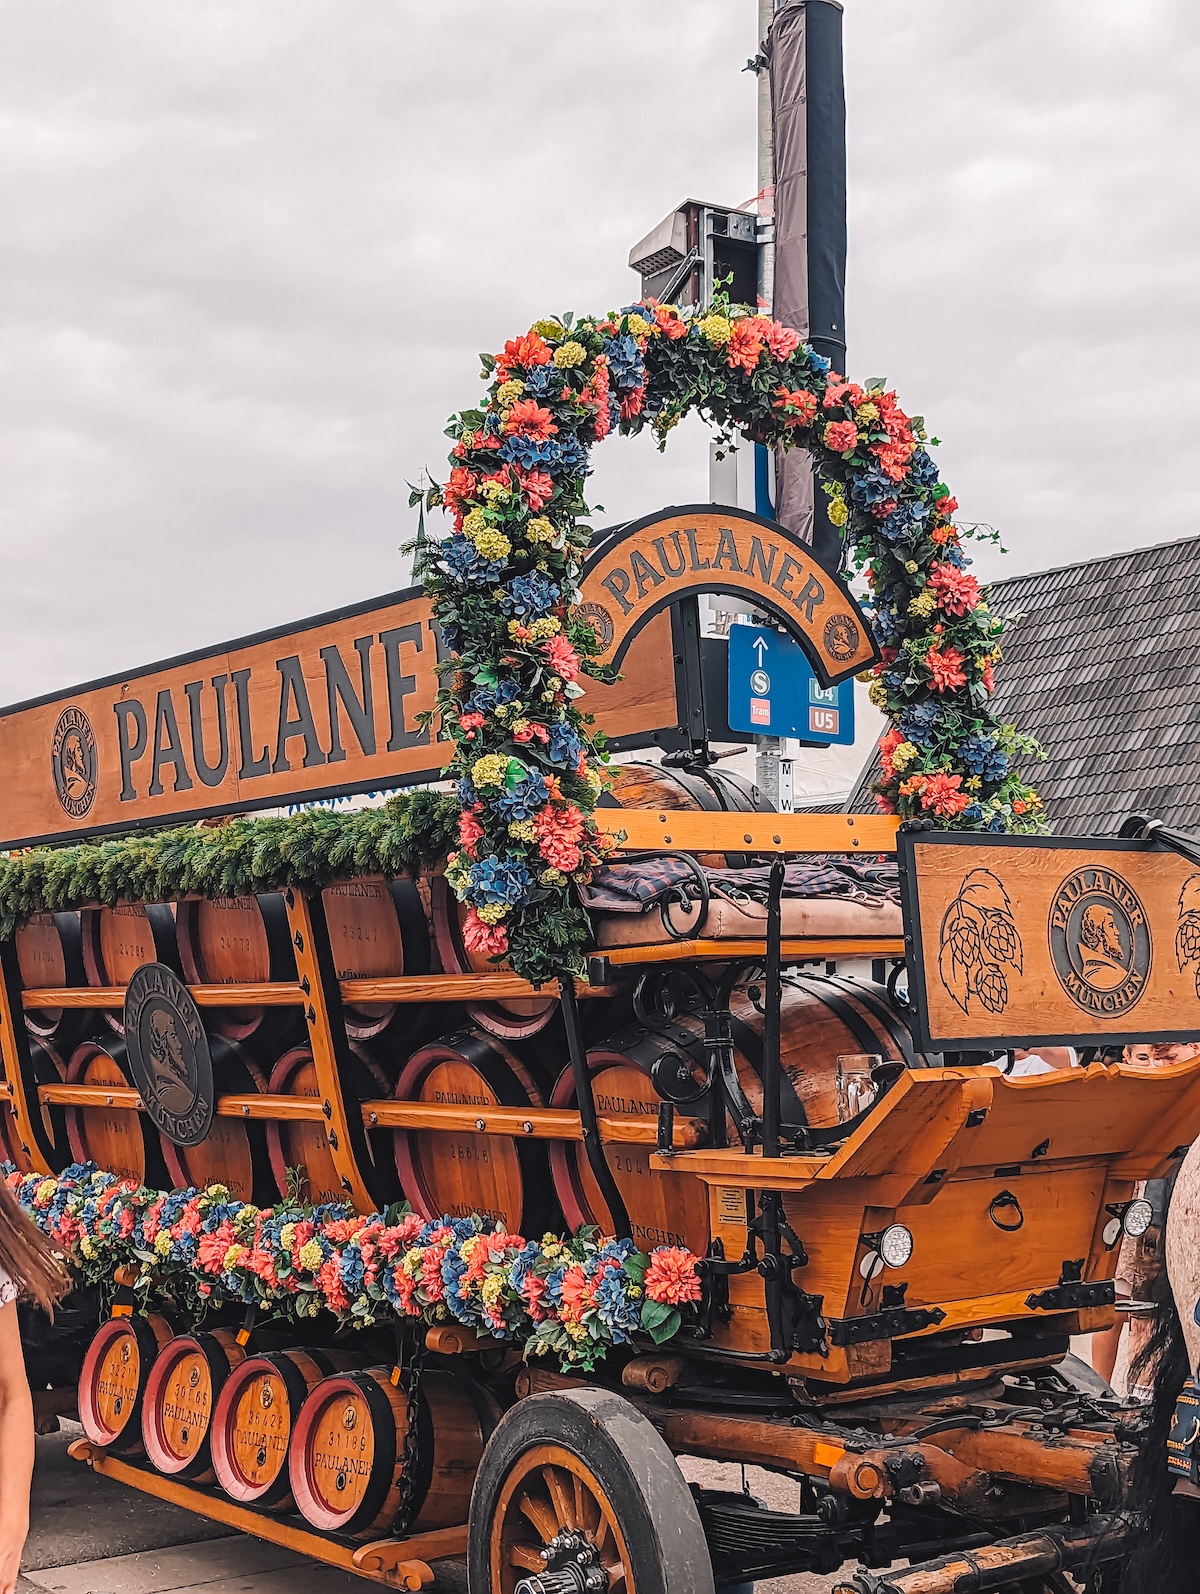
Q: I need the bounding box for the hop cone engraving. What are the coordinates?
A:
[948,915,983,967]
[1177,913,1200,970]
[982,911,1018,965]
[975,965,1009,1013]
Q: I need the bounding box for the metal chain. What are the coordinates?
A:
[391,1325,427,1538]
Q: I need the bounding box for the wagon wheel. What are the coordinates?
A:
[467,1388,714,1594]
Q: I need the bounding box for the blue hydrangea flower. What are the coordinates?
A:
[524,363,563,397]
[602,333,644,391]
[339,1247,366,1293]
[900,699,942,746]
[468,855,533,908]
[546,719,583,768]
[499,435,590,476]
[500,571,557,619]
[456,777,477,808]
[593,1269,641,1342]
[877,499,929,544]
[464,678,519,717]
[959,735,1009,783]
[907,449,940,490]
[440,535,504,588]
[962,803,984,823]
[495,770,550,822]
[848,466,900,513]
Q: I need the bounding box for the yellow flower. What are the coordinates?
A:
[475,903,507,925]
[507,620,526,640]
[511,718,530,738]
[904,560,919,574]
[154,1230,173,1257]
[532,319,563,339]
[525,516,555,543]
[528,616,560,639]
[508,820,538,842]
[890,741,919,772]
[565,1321,590,1343]
[698,313,731,347]
[472,754,510,788]
[966,777,983,792]
[462,507,488,538]
[223,1244,246,1271]
[461,1235,483,1261]
[480,1273,506,1306]
[856,402,880,422]
[868,680,889,710]
[403,1247,424,1278]
[496,379,524,406]
[480,480,509,504]
[827,497,849,528]
[624,314,652,339]
[280,1223,297,1249]
[35,1179,56,1205]
[80,1235,98,1259]
[473,528,511,562]
[540,868,566,886]
[907,590,936,619]
[553,341,587,369]
[298,1240,324,1272]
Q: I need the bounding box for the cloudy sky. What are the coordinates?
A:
[1,0,1195,705]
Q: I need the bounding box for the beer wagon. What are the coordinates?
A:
[2,506,1196,1593]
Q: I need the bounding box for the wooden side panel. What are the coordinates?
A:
[900,832,1200,1046]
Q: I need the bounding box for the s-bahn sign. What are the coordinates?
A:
[0,505,876,847]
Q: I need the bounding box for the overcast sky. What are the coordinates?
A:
[1,0,1196,705]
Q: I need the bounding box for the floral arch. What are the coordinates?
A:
[420,298,1042,982]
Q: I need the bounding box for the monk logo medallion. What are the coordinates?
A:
[823,613,860,663]
[1048,867,1150,1015]
[123,963,215,1146]
[51,705,97,818]
[575,600,614,653]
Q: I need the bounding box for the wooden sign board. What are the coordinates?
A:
[0,505,874,849]
[899,831,1200,1047]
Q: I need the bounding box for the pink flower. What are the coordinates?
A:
[928,564,981,618]
[197,1222,235,1276]
[919,772,971,818]
[503,399,557,441]
[644,1247,702,1306]
[514,721,549,744]
[772,386,818,426]
[458,808,485,853]
[725,320,764,375]
[925,644,968,693]
[764,319,800,360]
[878,727,904,781]
[420,1248,446,1302]
[824,419,859,454]
[317,1256,351,1313]
[619,385,646,421]
[543,634,580,682]
[651,302,689,340]
[458,711,485,738]
[516,469,554,511]
[462,909,509,957]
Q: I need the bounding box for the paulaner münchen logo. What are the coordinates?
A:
[1048,866,1151,1016]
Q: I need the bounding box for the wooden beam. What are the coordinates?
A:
[23,974,608,1010]
[0,940,52,1173]
[602,936,905,966]
[67,1439,463,1588]
[594,810,900,854]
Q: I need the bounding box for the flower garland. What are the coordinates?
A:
[8,1165,701,1373]
[423,296,1043,984]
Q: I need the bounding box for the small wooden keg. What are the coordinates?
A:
[80,902,179,1035]
[159,1039,272,1202]
[175,893,297,1042]
[65,1039,167,1187]
[210,1347,360,1509]
[322,876,438,1040]
[15,911,87,1048]
[430,877,556,1041]
[265,1042,391,1206]
[392,1029,557,1236]
[78,1313,175,1454]
[140,1329,247,1482]
[288,1367,492,1538]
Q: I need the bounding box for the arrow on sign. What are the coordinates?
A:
[752,636,768,667]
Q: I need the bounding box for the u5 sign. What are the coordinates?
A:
[727,622,856,745]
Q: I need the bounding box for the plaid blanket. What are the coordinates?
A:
[579,857,900,915]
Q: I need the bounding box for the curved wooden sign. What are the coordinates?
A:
[579,506,876,685]
[0,506,873,847]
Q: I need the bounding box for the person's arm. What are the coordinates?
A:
[0,1300,33,1594]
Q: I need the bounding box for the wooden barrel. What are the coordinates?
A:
[159,1039,272,1202]
[140,1329,247,1481]
[175,894,296,1042]
[430,876,556,1041]
[599,759,773,865]
[288,1367,493,1537]
[78,1312,175,1454]
[80,902,179,1035]
[323,876,439,1040]
[210,1346,361,1509]
[65,1038,167,1187]
[265,1042,391,1206]
[0,1037,68,1172]
[550,1016,713,1255]
[551,978,914,1247]
[393,1029,556,1235]
[16,911,87,1048]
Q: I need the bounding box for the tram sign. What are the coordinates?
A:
[900,830,1200,1048]
[0,506,875,848]
[726,623,856,743]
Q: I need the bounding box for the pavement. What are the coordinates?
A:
[18,1426,836,1594]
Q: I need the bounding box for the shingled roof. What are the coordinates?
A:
[846,535,1200,834]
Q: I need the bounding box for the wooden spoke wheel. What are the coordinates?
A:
[467,1388,714,1594]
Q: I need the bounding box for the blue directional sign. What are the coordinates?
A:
[727,622,856,744]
